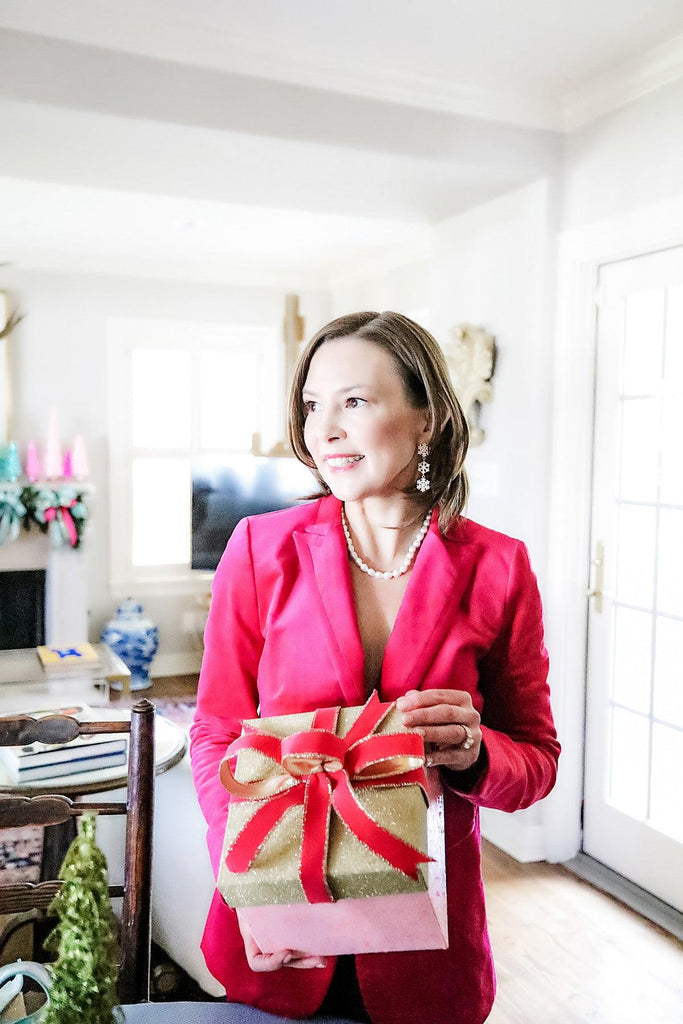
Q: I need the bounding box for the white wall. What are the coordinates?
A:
[433,81,683,860]
[429,179,558,575]
[542,77,683,863]
[331,180,558,571]
[563,76,683,230]
[329,259,431,321]
[327,180,560,861]
[429,180,560,860]
[2,267,329,672]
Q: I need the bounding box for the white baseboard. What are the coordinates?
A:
[152,651,202,679]
[480,808,546,863]
[565,853,683,941]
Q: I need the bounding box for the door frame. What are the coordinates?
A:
[543,195,683,864]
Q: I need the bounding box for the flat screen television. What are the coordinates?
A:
[191,454,317,571]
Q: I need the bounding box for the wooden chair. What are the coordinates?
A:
[0,698,155,1005]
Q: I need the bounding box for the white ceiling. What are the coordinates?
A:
[0,0,681,283]
[2,0,682,130]
[0,176,432,289]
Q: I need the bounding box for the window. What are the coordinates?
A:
[108,318,282,590]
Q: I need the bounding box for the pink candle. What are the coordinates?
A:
[25,440,42,482]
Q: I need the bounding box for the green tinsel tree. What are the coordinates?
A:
[44,814,123,1024]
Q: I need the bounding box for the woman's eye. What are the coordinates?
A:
[303,400,319,414]
[346,397,366,409]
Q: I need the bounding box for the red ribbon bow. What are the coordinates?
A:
[219,691,433,904]
[45,500,78,547]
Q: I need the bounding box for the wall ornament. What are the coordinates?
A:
[443,322,497,446]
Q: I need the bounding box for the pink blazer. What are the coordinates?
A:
[190,496,560,1024]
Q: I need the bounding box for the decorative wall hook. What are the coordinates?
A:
[444,323,497,446]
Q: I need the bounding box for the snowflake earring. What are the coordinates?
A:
[417,443,430,492]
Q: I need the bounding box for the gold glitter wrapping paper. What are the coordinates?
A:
[218,704,429,909]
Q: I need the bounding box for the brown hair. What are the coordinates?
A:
[287,311,469,534]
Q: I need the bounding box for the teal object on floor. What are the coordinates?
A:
[0,961,52,1023]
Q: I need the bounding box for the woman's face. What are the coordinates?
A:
[302,336,430,504]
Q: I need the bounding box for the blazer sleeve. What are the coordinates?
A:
[189,518,263,875]
[449,540,560,811]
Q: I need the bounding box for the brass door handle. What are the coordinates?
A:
[586,541,604,614]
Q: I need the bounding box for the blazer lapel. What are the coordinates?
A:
[381,520,479,701]
[293,501,366,706]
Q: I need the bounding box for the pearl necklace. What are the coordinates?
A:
[341,507,432,580]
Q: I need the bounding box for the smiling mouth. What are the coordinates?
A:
[325,455,364,469]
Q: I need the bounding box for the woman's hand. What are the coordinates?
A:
[397,689,482,772]
[238,915,328,972]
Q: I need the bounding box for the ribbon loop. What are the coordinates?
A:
[345,732,426,779]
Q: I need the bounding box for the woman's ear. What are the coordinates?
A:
[418,411,433,444]
[420,412,450,450]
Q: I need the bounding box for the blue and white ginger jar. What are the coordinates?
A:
[101,598,159,691]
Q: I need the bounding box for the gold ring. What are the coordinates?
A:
[457,724,475,751]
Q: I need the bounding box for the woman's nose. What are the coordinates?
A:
[319,407,346,442]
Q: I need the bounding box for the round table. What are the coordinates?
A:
[0,708,187,796]
[0,706,187,876]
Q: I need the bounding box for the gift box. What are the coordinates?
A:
[217,692,448,955]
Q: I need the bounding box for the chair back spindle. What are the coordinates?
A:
[0,698,155,1005]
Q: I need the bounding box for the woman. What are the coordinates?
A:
[191,311,560,1024]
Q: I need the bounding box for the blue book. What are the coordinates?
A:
[1,749,127,784]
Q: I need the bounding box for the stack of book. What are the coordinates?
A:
[0,708,127,784]
[36,644,101,674]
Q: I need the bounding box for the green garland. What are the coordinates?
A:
[0,484,89,547]
[0,487,26,544]
[44,814,122,1024]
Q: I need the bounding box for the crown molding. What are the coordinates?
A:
[2,6,681,134]
[0,10,559,130]
[562,33,683,131]
[282,60,559,131]
[220,42,559,131]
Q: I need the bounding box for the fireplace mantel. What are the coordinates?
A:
[0,531,88,646]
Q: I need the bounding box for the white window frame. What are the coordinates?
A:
[107,317,282,595]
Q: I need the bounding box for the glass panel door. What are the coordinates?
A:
[584,246,683,911]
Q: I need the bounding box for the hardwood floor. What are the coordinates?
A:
[482,841,683,1024]
[143,673,200,700]
[108,673,200,704]
[143,677,683,1021]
